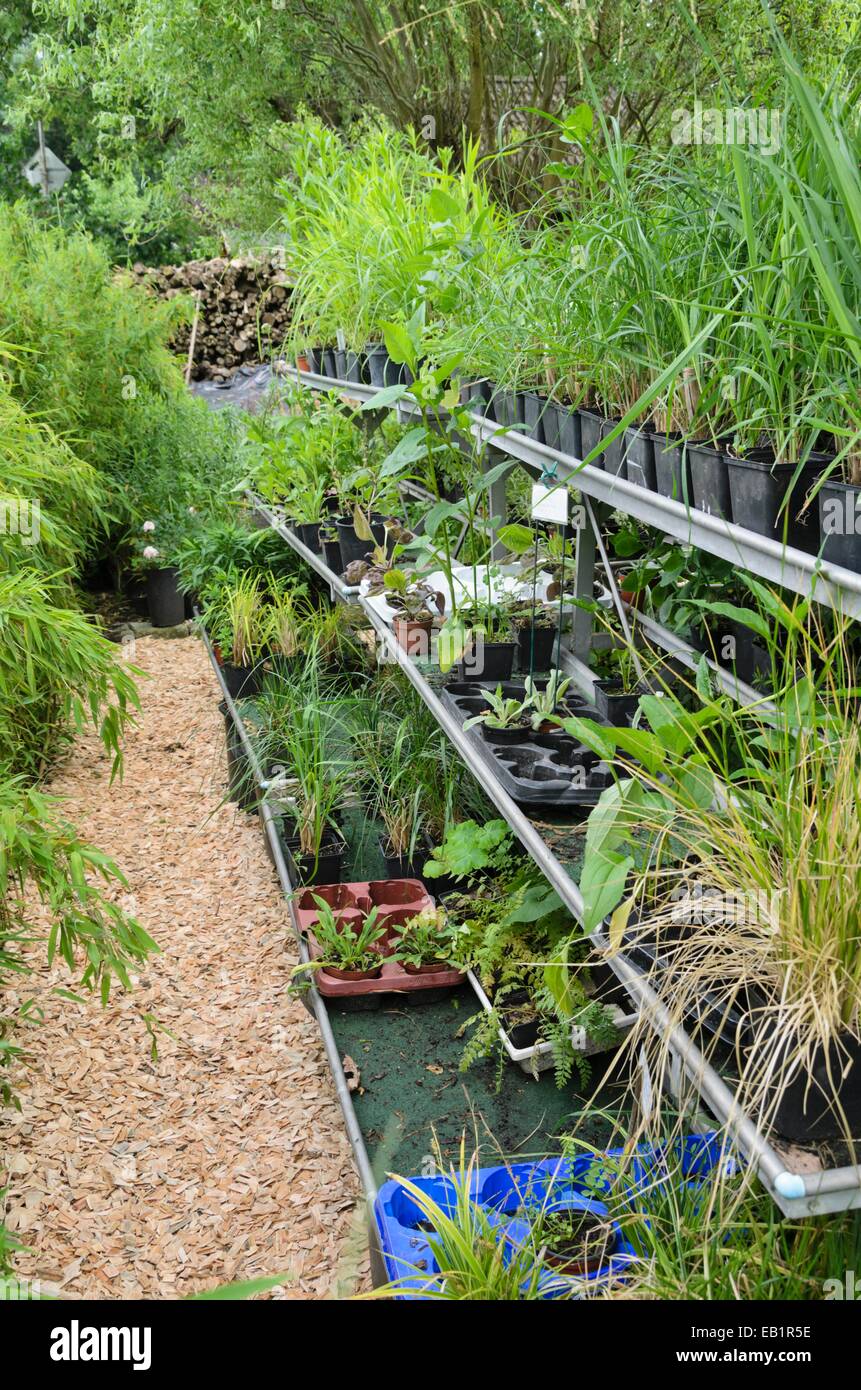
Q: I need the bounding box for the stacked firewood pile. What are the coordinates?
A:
[128,255,292,380]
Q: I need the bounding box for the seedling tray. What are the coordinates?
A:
[467,971,638,1076]
[294,879,465,999]
[441,681,614,806]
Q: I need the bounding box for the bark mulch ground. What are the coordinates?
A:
[1,635,368,1299]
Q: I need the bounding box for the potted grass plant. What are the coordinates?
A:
[363,721,426,879]
[202,572,271,699]
[296,897,388,981]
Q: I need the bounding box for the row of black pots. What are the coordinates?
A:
[306,344,414,390]
[457,381,854,563]
[292,512,393,572]
[456,626,559,683]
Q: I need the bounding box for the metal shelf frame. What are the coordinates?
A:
[197,616,378,1204]
[254,366,861,1215]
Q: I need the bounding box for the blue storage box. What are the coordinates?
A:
[373,1132,736,1298]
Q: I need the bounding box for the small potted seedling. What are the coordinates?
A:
[392,905,461,975]
[463,686,532,743]
[529,1202,615,1276]
[299,897,388,981]
[524,673,572,733]
[384,568,444,656]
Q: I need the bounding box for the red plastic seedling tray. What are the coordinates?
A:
[294,879,465,998]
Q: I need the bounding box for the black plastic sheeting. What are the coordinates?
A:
[190,361,287,412]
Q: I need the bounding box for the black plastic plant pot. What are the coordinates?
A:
[726,451,827,554]
[334,348,348,379]
[623,426,657,491]
[593,679,642,726]
[345,349,368,385]
[322,347,337,379]
[335,515,386,569]
[688,441,732,520]
[366,344,388,387]
[220,702,259,813]
[383,356,413,389]
[307,347,324,375]
[459,378,494,418]
[517,623,557,673]
[493,388,523,430]
[600,419,626,478]
[459,641,516,682]
[557,404,582,459]
[521,391,546,445]
[220,662,263,700]
[579,409,605,467]
[760,1028,861,1143]
[146,566,185,628]
[482,722,533,745]
[295,521,322,554]
[379,838,421,881]
[322,536,344,575]
[727,620,770,686]
[282,831,347,888]
[819,479,861,571]
[654,436,693,504]
[540,401,562,452]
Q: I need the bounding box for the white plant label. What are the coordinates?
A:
[531,481,569,524]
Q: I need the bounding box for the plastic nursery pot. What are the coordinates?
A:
[578,409,605,467]
[592,679,642,726]
[307,347,324,375]
[687,439,732,519]
[818,479,861,571]
[392,617,433,659]
[402,958,450,976]
[295,521,322,555]
[492,387,524,430]
[459,378,494,418]
[146,566,185,627]
[345,349,368,385]
[533,1207,615,1277]
[516,623,557,673]
[321,536,344,575]
[623,426,657,491]
[219,662,263,700]
[365,344,388,387]
[219,701,259,812]
[324,959,383,983]
[600,418,626,478]
[458,640,516,682]
[757,1026,861,1143]
[520,391,546,445]
[654,435,693,504]
[282,831,347,887]
[726,449,828,554]
[481,721,534,745]
[378,839,424,881]
[334,348,348,380]
[322,347,337,380]
[335,514,387,570]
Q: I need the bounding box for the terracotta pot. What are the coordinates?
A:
[393,616,433,657]
[403,959,449,976]
[322,962,383,982]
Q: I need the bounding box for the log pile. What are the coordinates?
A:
[129,255,292,380]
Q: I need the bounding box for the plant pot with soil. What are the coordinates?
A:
[296,896,388,982]
[391,904,460,975]
[623,424,657,490]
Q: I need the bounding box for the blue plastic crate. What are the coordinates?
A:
[373,1132,737,1299]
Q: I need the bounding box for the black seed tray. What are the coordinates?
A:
[441,680,614,807]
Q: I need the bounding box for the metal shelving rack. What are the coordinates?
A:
[244,365,861,1215]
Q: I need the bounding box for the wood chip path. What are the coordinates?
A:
[1,636,368,1298]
